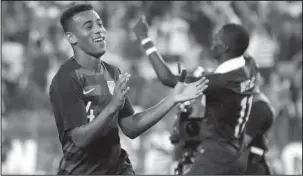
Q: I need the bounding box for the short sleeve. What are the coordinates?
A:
[246,101,273,138]
[50,72,87,131]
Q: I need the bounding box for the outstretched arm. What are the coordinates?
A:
[119,71,208,139]
[133,16,179,88]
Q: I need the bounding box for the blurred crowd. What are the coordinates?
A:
[1,1,302,175]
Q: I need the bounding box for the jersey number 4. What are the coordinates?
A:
[234,95,253,138]
[86,101,95,122]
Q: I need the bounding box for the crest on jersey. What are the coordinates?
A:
[107,81,115,95]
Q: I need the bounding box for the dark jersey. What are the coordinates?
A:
[246,93,274,151]
[49,58,134,174]
[203,56,258,143]
[187,56,258,175]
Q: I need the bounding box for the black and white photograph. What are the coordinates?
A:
[1,1,302,175]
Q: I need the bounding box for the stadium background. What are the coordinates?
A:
[1,1,302,174]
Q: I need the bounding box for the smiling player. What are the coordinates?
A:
[49,4,208,175]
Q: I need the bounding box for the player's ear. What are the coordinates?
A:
[65,32,78,45]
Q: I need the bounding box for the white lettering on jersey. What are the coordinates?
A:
[240,76,256,93]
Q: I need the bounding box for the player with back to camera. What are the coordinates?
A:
[244,67,275,175]
[49,4,209,175]
[133,16,258,174]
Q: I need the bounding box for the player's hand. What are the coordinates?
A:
[111,73,131,110]
[133,16,149,40]
[173,76,209,104]
[172,69,188,95]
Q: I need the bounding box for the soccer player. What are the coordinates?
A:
[133,16,258,174]
[49,4,209,175]
[245,72,275,175]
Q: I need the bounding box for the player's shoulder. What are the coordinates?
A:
[215,56,256,80]
[51,58,81,87]
[102,61,119,72]
[253,93,270,103]
[227,56,258,94]
[102,61,121,79]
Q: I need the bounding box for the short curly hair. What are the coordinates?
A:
[60,3,94,32]
[220,24,250,57]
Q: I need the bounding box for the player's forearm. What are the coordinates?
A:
[140,37,178,88]
[149,51,179,88]
[70,103,119,148]
[119,94,177,139]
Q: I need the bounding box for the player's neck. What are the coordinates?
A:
[73,49,101,71]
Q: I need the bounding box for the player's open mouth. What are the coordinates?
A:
[93,36,105,43]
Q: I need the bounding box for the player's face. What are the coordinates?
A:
[70,10,106,58]
[210,29,226,59]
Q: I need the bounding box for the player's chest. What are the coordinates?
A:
[81,73,116,105]
[80,73,117,123]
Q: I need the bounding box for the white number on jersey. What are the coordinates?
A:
[86,101,95,122]
[234,95,253,138]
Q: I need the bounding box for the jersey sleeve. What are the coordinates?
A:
[50,72,87,131]
[115,68,135,119]
[246,101,273,138]
[260,103,274,134]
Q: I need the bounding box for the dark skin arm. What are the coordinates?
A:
[133,16,213,87]
[119,73,208,139]
[133,16,181,88]
[120,16,209,139]
[133,16,225,96]
[148,49,179,88]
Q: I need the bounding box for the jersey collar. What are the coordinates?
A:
[214,55,245,74]
[73,56,104,74]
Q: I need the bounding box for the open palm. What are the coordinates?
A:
[174,77,209,103]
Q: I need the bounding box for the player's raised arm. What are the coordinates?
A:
[118,70,208,139]
[133,16,179,88]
